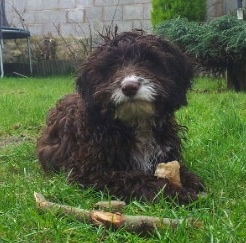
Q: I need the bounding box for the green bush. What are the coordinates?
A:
[151,0,206,26]
[155,16,246,69]
[155,16,246,91]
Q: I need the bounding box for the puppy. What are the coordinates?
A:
[37,31,204,204]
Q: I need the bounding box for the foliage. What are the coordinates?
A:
[0,76,245,241]
[154,16,246,73]
[151,0,206,26]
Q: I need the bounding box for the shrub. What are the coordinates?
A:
[155,16,246,91]
[151,0,206,26]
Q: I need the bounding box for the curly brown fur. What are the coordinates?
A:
[37,31,204,204]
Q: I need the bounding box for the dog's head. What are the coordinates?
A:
[76,31,193,124]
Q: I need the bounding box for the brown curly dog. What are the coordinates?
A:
[37,31,204,204]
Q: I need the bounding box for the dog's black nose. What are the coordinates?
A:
[121,79,140,97]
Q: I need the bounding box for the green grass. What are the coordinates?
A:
[0,76,245,242]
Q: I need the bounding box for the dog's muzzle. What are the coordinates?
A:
[111,75,157,105]
[112,75,156,124]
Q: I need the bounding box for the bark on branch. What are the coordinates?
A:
[34,192,202,234]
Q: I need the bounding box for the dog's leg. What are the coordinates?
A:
[74,170,199,204]
[179,165,205,193]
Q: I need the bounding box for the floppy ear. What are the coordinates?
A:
[158,37,193,110]
[76,70,102,123]
[76,66,100,110]
[76,66,94,100]
[76,53,98,97]
[76,54,115,122]
[76,45,115,101]
[170,53,193,109]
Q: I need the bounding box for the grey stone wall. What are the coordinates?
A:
[5,0,152,37]
[5,0,245,37]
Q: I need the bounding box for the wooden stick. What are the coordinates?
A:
[34,192,202,233]
[94,200,126,212]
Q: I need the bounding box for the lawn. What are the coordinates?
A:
[0,76,245,242]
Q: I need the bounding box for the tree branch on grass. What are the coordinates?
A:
[34,192,202,234]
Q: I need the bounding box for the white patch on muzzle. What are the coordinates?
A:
[112,75,157,123]
[111,75,157,105]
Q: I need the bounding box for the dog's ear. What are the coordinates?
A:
[76,45,114,100]
[76,47,106,95]
[169,53,193,110]
[76,69,102,122]
[157,37,193,110]
[76,55,113,119]
[76,64,94,99]
[76,63,99,107]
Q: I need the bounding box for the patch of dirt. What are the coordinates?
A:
[0,136,26,149]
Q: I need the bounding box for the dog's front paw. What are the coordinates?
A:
[175,187,199,204]
[179,166,205,194]
[183,175,205,194]
[162,183,198,204]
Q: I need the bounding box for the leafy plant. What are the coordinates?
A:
[155,16,246,91]
[151,0,206,26]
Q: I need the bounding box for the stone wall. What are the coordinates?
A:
[5,0,245,37]
[5,0,152,37]
[4,0,245,69]
[207,0,246,20]
[5,0,246,38]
